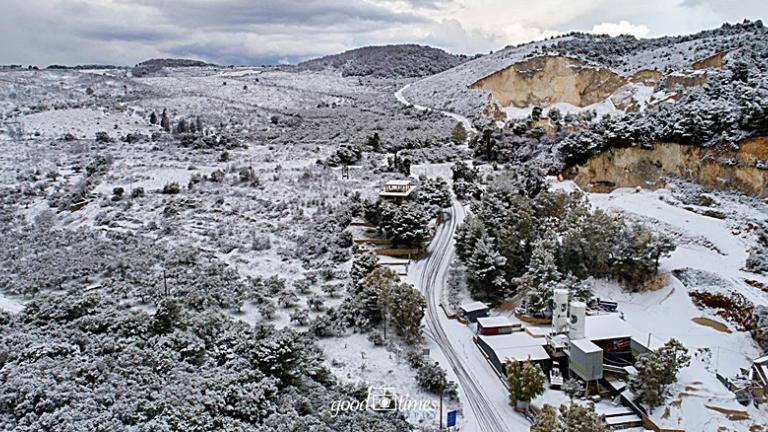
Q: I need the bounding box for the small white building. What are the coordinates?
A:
[379,180,415,203]
[459,301,489,323]
[477,316,520,335]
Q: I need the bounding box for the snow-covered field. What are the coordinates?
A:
[567,182,768,431]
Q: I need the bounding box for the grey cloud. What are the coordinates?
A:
[123,0,427,29]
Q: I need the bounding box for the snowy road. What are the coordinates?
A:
[409,199,531,432]
[395,83,477,133]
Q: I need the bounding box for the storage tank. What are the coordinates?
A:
[552,289,569,333]
[569,301,586,340]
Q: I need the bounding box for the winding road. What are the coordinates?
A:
[409,199,530,432]
[394,83,477,134]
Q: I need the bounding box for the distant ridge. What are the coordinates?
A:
[297,44,470,78]
[132,58,217,77]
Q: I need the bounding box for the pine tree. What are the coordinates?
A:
[360,267,400,336]
[417,177,452,214]
[505,359,523,405]
[630,339,690,410]
[176,118,188,134]
[557,403,609,432]
[389,282,425,344]
[195,116,203,134]
[525,237,562,288]
[455,215,486,261]
[466,233,507,300]
[523,237,563,315]
[381,203,429,248]
[506,359,545,406]
[366,132,381,151]
[451,122,467,144]
[149,111,158,125]
[519,359,546,403]
[530,404,558,432]
[350,248,379,292]
[160,109,170,132]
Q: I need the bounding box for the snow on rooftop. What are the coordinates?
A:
[385,180,411,186]
[478,332,547,350]
[459,301,488,313]
[478,329,550,362]
[476,316,514,328]
[496,346,551,363]
[585,314,634,341]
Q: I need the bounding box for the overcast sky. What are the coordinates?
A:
[1,0,766,66]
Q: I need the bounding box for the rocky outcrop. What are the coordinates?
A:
[468,56,628,108]
[692,50,731,70]
[564,139,768,197]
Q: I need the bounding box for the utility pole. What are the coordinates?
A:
[439,383,444,432]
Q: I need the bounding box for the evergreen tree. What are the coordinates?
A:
[388,282,425,344]
[630,339,690,410]
[451,122,468,144]
[530,404,558,432]
[519,359,546,403]
[350,248,379,292]
[152,298,185,334]
[160,109,170,132]
[466,233,507,300]
[149,111,158,125]
[366,132,381,151]
[557,403,609,432]
[505,359,523,405]
[525,237,562,288]
[455,215,486,261]
[417,177,452,214]
[380,203,429,248]
[611,224,675,288]
[359,267,400,336]
[195,116,203,134]
[560,203,618,279]
[506,358,545,406]
[176,118,189,134]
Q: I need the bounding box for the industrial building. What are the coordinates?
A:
[476,331,552,376]
[473,289,648,387]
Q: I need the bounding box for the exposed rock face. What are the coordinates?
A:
[468,56,628,108]
[692,50,730,70]
[564,138,768,197]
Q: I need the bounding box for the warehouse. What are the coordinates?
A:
[476,332,552,376]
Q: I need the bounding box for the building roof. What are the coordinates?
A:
[478,332,547,350]
[585,314,634,341]
[385,180,412,186]
[571,338,602,354]
[525,326,551,338]
[496,346,551,363]
[460,301,488,313]
[477,316,514,328]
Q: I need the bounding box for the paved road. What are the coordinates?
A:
[412,199,530,432]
